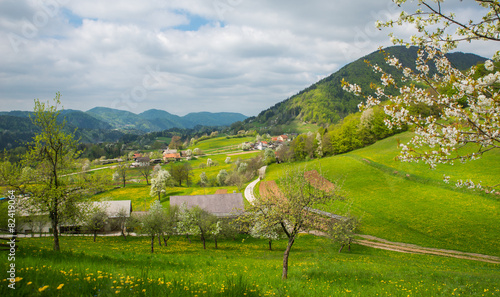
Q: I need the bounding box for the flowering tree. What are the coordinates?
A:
[150,169,171,201]
[343,0,499,190]
[251,168,346,279]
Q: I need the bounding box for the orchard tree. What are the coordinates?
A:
[343,0,500,190]
[199,172,208,188]
[150,169,171,201]
[216,169,228,186]
[138,164,153,185]
[252,168,346,279]
[84,203,108,242]
[22,93,93,251]
[140,200,167,253]
[248,213,284,251]
[328,216,359,253]
[113,162,128,188]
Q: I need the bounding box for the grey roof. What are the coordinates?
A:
[170,193,244,217]
[92,200,132,218]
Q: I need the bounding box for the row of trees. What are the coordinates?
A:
[137,201,238,252]
[275,106,401,162]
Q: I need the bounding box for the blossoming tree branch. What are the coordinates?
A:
[342,0,499,190]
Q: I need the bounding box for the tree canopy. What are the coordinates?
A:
[343,0,500,190]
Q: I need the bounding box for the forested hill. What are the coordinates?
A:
[246,46,486,127]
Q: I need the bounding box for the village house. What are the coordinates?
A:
[17,200,133,235]
[170,193,245,218]
[134,156,151,167]
[163,153,182,162]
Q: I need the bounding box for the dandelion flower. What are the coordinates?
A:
[39,285,49,292]
[57,284,64,290]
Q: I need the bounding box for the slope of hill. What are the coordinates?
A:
[265,131,500,256]
[138,109,186,130]
[86,107,162,132]
[247,46,486,128]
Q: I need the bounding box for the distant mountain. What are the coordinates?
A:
[182,112,249,128]
[138,109,186,130]
[86,107,162,132]
[246,46,486,128]
[0,110,119,150]
[88,107,248,132]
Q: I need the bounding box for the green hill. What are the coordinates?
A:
[247,46,486,129]
[265,132,500,256]
[138,109,186,129]
[86,107,162,132]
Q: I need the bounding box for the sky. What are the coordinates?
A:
[0,0,496,117]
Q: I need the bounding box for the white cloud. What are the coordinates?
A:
[0,0,496,117]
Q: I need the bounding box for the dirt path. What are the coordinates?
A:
[306,231,500,264]
[355,234,500,264]
[245,169,500,265]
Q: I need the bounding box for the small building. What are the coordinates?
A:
[256,141,268,151]
[170,193,245,217]
[136,157,151,166]
[163,153,181,162]
[17,200,133,234]
[278,135,289,142]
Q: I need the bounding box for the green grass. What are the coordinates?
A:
[2,235,499,296]
[190,136,255,153]
[89,150,262,210]
[3,131,500,296]
[264,132,500,257]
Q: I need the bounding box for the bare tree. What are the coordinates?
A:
[113,162,128,188]
[138,165,153,185]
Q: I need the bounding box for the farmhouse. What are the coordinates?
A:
[18,200,133,234]
[132,157,151,167]
[170,193,245,217]
[163,153,182,162]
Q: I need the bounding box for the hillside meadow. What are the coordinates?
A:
[264,132,500,256]
[2,133,499,296]
[1,234,499,296]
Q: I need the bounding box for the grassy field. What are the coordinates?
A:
[2,234,499,296]
[264,132,500,257]
[189,136,255,154]
[3,132,499,296]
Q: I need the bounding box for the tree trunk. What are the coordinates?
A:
[339,244,344,253]
[158,192,161,201]
[163,235,169,247]
[269,239,272,251]
[158,233,162,246]
[282,237,295,279]
[121,228,127,240]
[151,235,155,253]
[214,236,218,249]
[51,210,60,252]
[348,239,352,252]
[93,231,97,242]
[186,233,191,243]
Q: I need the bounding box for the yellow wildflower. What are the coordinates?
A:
[57,284,64,290]
[39,285,49,292]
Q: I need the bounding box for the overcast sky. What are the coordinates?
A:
[0,0,496,117]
